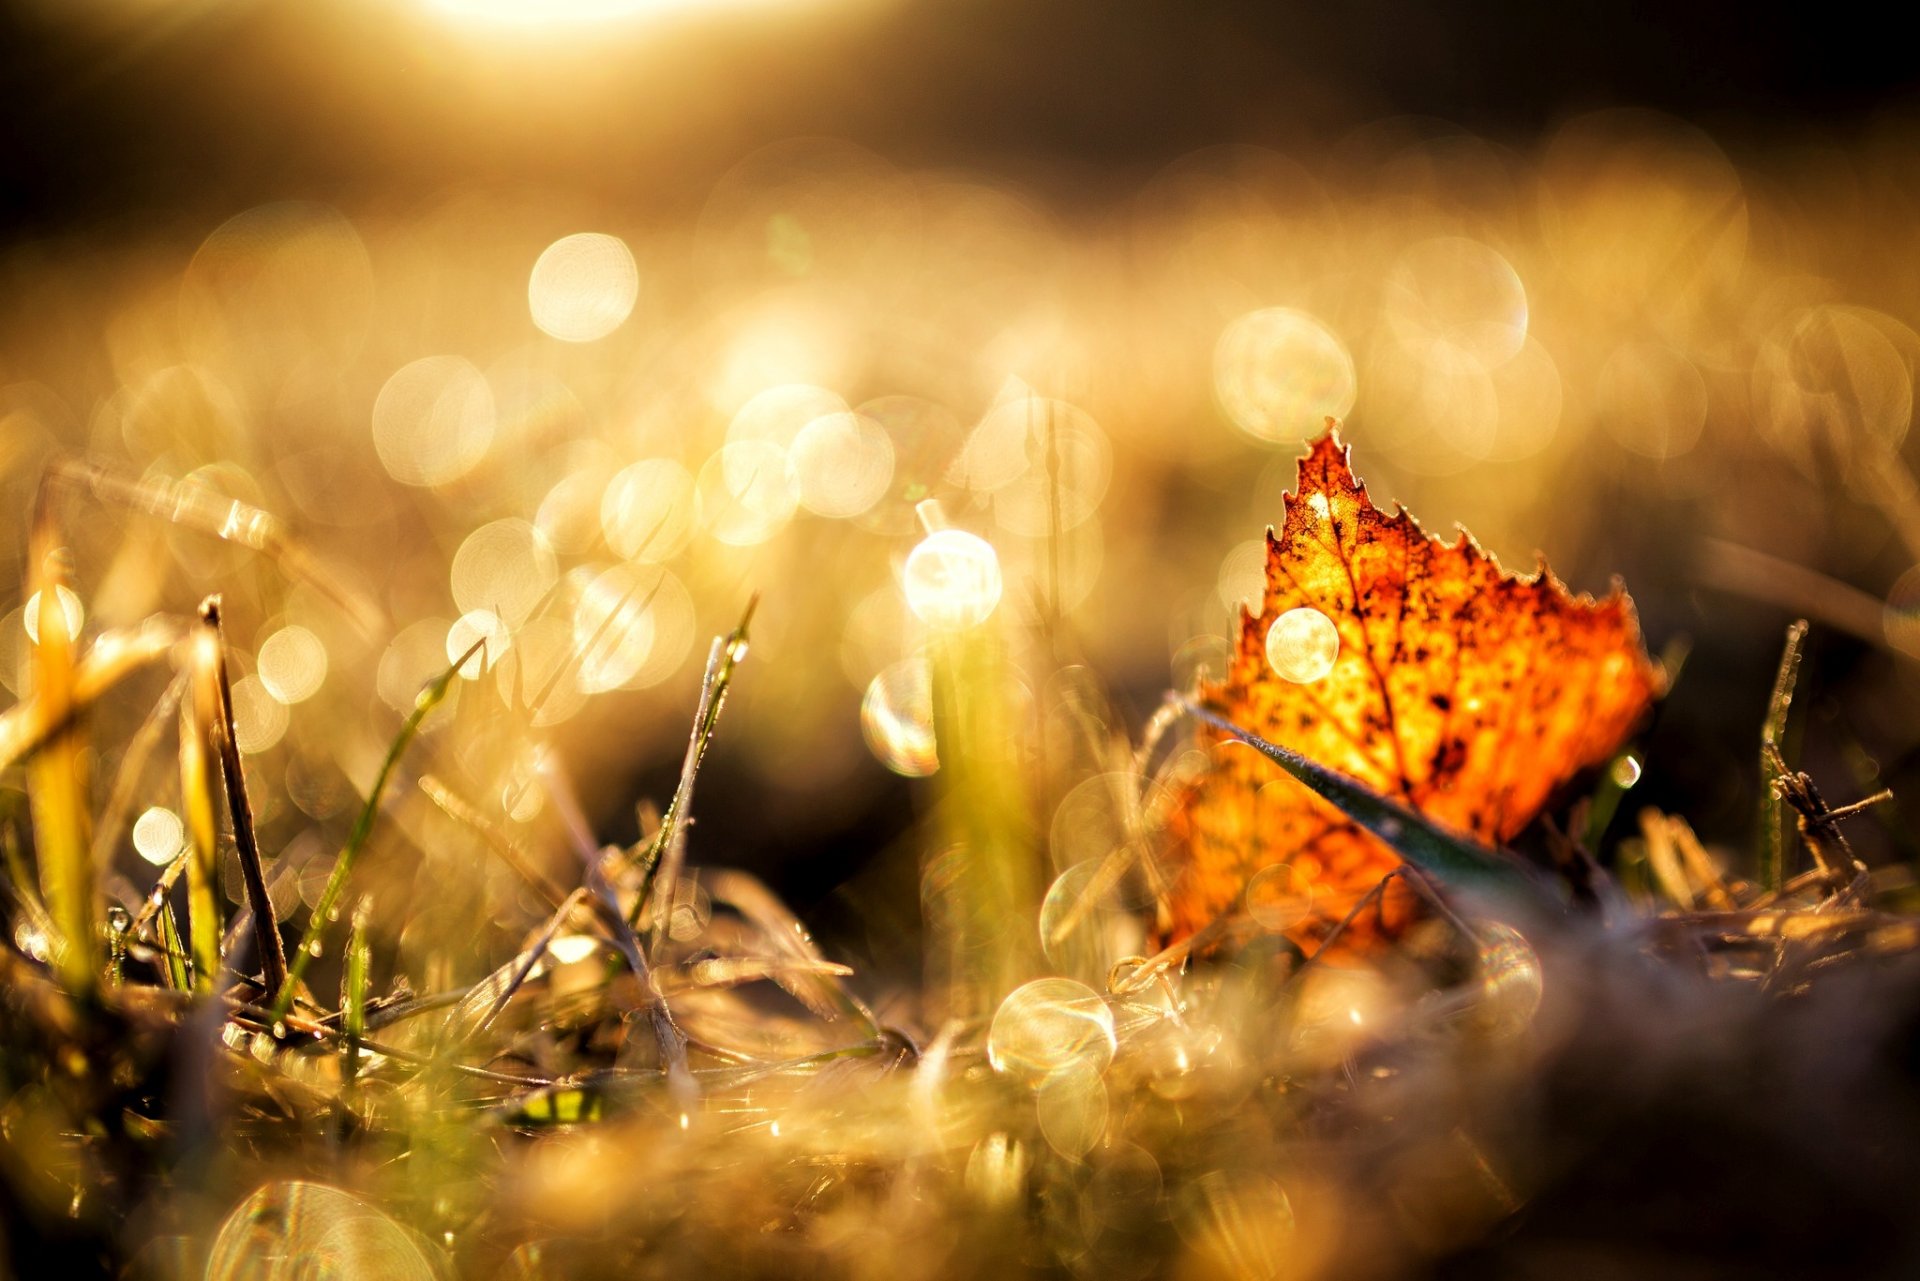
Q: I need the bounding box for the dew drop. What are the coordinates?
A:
[1475,921,1545,1039]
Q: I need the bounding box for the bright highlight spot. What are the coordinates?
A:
[132,807,185,866]
[529,233,639,343]
[256,626,327,704]
[380,619,457,714]
[431,0,783,25]
[601,459,697,562]
[548,934,599,965]
[903,529,1003,629]
[1475,921,1545,1038]
[23,586,83,645]
[953,397,1110,524]
[1265,606,1339,683]
[496,618,587,726]
[1038,860,1138,969]
[207,1183,435,1281]
[1597,341,1707,460]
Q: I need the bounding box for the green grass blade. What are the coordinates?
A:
[342,897,371,1083]
[271,639,480,1018]
[629,597,755,934]
[1759,620,1809,892]
[26,537,98,994]
[1177,698,1554,908]
[155,897,191,992]
[180,652,222,993]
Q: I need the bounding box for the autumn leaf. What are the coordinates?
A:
[1166,424,1661,949]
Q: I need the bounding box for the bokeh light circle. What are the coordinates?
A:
[860,657,938,777]
[256,626,327,705]
[206,1182,436,1281]
[601,458,698,562]
[987,977,1117,1087]
[1214,308,1357,444]
[132,808,185,867]
[528,233,639,343]
[1265,606,1339,683]
[371,355,496,487]
[451,518,559,627]
[903,530,1004,629]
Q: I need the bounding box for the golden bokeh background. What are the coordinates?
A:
[6,0,1920,977]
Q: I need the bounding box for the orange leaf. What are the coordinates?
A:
[1166,425,1661,949]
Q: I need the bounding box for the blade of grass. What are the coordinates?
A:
[50,458,382,641]
[701,868,878,1031]
[341,897,371,1085]
[26,497,98,994]
[155,896,191,992]
[0,619,181,771]
[1699,541,1885,652]
[629,597,756,936]
[130,846,193,940]
[1760,620,1809,892]
[180,634,223,992]
[200,598,288,1000]
[272,637,482,1019]
[1176,696,1555,908]
[446,887,590,1045]
[2,825,60,962]
[928,622,1042,1016]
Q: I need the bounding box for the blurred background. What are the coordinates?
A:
[5,0,1920,984]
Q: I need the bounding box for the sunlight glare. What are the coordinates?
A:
[427,0,807,26]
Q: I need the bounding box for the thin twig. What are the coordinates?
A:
[200,597,288,998]
[1765,743,1879,893]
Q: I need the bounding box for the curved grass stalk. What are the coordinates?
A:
[270,638,482,1019]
